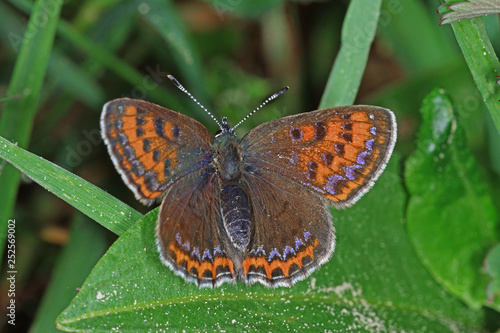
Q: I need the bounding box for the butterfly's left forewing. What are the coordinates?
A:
[241,106,396,208]
[101,98,213,204]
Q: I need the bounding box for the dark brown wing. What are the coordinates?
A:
[241,106,396,208]
[101,98,213,204]
[156,168,237,288]
[239,171,334,287]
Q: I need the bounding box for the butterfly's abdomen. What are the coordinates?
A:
[221,185,251,251]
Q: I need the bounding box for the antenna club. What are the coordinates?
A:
[168,75,223,130]
[168,75,185,91]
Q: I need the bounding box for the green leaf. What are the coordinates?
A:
[440,2,500,134]
[439,0,500,25]
[0,0,63,262]
[319,0,382,108]
[0,135,142,236]
[57,158,484,332]
[405,88,499,310]
[29,214,107,333]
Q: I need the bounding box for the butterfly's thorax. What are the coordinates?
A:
[212,131,243,181]
[212,130,251,252]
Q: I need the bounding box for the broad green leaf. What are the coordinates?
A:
[440,1,500,134]
[439,0,500,25]
[57,158,484,332]
[405,88,499,310]
[29,214,107,333]
[320,0,382,108]
[0,135,142,236]
[0,0,63,262]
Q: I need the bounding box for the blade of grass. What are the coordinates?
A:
[0,0,63,263]
[9,0,185,112]
[0,135,142,235]
[378,0,457,74]
[141,0,209,109]
[440,1,500,133]
[29,213,107,333]
[319,0,382,108]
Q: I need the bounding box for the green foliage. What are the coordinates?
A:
[56,160,484,332]
[405,88,499,311]
[0,0,499,331]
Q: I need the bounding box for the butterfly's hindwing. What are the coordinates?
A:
[156,168,237,288]
[240,172,335,287]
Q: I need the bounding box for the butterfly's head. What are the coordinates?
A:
[215,117,236,138]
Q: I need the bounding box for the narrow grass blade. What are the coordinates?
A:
[0,0,63,262]
[319,0,382,108]
[0,135,142,236]
[9,0,184,112]
[441,2,500,133]
[141,0,208,108]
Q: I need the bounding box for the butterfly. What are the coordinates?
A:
[100,75,397,288]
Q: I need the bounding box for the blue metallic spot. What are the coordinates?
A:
[304,231,311,242]
[326,174,345,195]
[144,170,159,191]
[345,164,362,180]
[182,240,190,251]
[176,233,182,245]
[357,151,369,165]
[191,247,201,261]
[370,126,377,135]
[269,248,282,261]
[295,237,304,249]
[118,132,128,145]
[369,113,375,119]
[124,146,136,161]
[250,245,265,256]
[202,249,213,261]
[116,119,123,130]
[283,246,296,260]
[365,139,374,151]
[214,245,224,256]
[131,160,145,176]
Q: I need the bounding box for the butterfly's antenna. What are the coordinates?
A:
[232,86,289,130]
[167,75,223,130]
